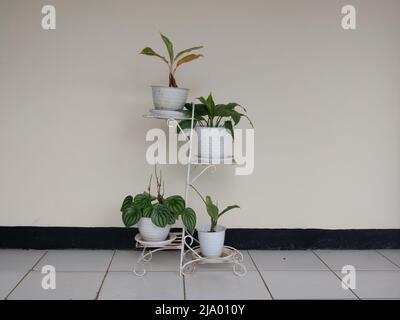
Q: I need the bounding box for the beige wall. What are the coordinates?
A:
[0,0,399,228]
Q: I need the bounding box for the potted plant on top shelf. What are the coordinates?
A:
[178,93,254,163]
[120,167,196,242]
[140,34,204,111]
[190,185,240,257]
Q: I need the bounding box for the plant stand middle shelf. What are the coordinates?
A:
[134,105,246,277]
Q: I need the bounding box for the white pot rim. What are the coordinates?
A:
[197,224,226,233]
[151,85,189,91]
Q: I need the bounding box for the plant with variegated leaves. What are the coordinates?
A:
[140,33,203,88]
[190,185,240,232]
[120,167,196,234]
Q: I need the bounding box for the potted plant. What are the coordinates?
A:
[140,34,204,111]
[178,93,253,162]
[191,185,240,257]
[120,168,196,242]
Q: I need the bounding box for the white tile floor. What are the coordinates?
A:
[0,249,399,300]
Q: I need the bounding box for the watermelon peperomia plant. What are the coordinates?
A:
[120,167,196,234]
[140,33,203,88]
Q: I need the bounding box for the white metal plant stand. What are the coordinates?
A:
[134,105,247,277]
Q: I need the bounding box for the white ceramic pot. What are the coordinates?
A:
[137,217,170,242]
[197,224,226,257]
[151,86,189,111]
[196,127,233,162]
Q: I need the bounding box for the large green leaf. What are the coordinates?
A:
[164,195,186,216]
[174,46,203,61]
[160,33,174,64]
[122,204,141,227]
[120,195,133,212]
[218,205,240,217]
[181,207,196,234]
[142,204,154,218]
[151,204,174,228]
[133,193,153,209]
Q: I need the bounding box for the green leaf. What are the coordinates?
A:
[122,204,141,227]
[184,103,209,117]
[218,205,240,217]
[160,33,174,64]
[197,95,215,121]
[215,107,241,125]
[151,204,174,228]
[133,193,153,209]
[140,47,167,62]
[205,196,219,221]
[174,46,203,61]
[224,120,234,138]
[181,207,196,234]
[176,54,203,68]
[238,112,254,128]
[142,204,154,218]
[164,195,186,216]
[120,195,133,212]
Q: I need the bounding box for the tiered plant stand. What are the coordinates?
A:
[134,105,247,277]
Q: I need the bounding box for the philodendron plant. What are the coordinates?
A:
[178,93,254,137]
[140,33,203,88]
[190,185,240,232]
[120,168,196,234]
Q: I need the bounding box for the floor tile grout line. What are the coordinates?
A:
[375,250,400,269]
[95,250,116,300]
[247,250,274,300]
[311,250,361,300]
[5,250,48,300]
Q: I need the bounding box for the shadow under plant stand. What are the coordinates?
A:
[134,104,246,277]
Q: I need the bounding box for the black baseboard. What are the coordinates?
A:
[0,227,399,250]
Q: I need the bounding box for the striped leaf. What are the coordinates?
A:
[133,193,153,209]
[181,207,196,234]
[142,204,154,218]
[122,204,141,227]
[120,195,133,212]
[151,204,174,228]
[165,195,185,217]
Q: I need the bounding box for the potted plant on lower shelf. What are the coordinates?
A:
[191,185,240,257]
[178,93,254,162]
[120,168,196,242]
[140,33,204,111]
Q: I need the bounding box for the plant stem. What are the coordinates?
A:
[169,72,177,87]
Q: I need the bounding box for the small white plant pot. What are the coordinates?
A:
[151,86,189,111]
[197,224,226,257]
[196,127,233,162]
[137,217,171,242]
